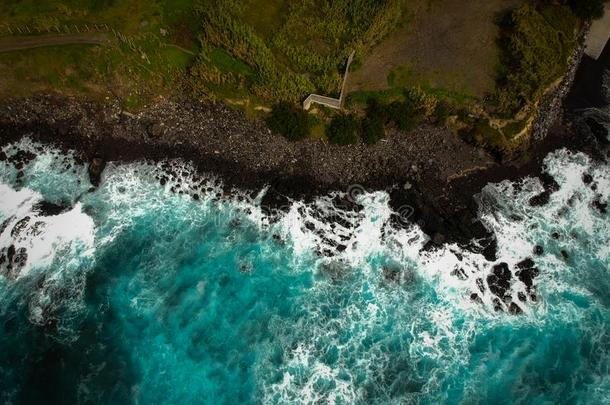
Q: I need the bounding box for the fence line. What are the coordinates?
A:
[1,22,162,65]
[0,22,112,37]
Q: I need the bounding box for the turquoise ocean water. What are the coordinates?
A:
[0,137,608,404]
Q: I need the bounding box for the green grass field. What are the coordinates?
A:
[0,0,197,107]
[0,0,404,110]
[0,0,589,151]
[193,0,404,103]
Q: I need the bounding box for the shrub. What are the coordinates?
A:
[387,100,416,131]
[406,87,438,118]
[459,118,507,158]
[433,100,452,125]
[327,114,360,145]
[266,102,312,141]
[365,98,388,124]
[566,0,607,19]
[503,119,528,139]
[361,98,387,144]
[361,115,385,144]
[195,0,404,104]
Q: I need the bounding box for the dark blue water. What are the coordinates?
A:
[0,139,608,404]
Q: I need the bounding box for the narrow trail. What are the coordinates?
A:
[0,34,110,53]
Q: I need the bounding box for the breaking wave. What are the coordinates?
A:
[0,138,608,404]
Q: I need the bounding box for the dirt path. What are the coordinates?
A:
[0,34,110,53]
[348,0,521,98]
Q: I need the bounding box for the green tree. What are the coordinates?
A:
[365,98,388,124]
[566,0,607,19]
[433,100,452,125]
[361,116,384,144]
[387,100,416,131]
[266,102,312,141]
[327,114,360,145]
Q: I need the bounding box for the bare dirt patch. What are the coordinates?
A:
[348,0,522,98]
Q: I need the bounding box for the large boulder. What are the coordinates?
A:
[88,157,106,187]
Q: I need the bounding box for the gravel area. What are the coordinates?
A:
[0,93,584,257]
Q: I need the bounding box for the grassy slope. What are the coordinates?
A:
[0,0,197,107]
[1,0,405,113]
[347,1,580,153]
[192,0,404,104]
[0,0,583,150]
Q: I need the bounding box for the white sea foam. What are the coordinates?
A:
[262,148,609,402]
[1,139,608,401]
[0,184,95,277]
[0,140,98,338]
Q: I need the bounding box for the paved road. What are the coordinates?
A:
[0,34,109,53]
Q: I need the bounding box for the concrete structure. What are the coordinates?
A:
[303,50,355,110]
[585,4,610,60]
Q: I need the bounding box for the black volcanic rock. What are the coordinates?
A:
[470,293,483,304]
[529,191,550,207]
[529,172,560,207]
[515,258,539,290]
[88,157,106,187]
[34,201,69,216]
[11,216,30,237]
[509,302,523,315]
[592,197,607,214]
[487,262,512,299]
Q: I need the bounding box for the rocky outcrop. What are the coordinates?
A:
[0,86,589,258]
[88,157,106,187]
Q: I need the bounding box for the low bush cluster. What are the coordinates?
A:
[565,0,608,19]
[266,102,313,141]
[269,89,454,146]
[192,0,404,104]
[494,3,577,116]
[361,115,385,145]
[458,117,507,158]
[327,114,360,145]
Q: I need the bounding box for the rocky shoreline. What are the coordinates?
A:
[530,23,589,141]
[0,92,596,259]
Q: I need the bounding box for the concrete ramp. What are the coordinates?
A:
[303,51,355,111]
[585,4,610,60]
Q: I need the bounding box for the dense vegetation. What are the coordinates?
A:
[0,0,199,106]
[192,0,404,103]
[0,0,603,153]
[494,3,577,116]
[458,116,506,158]
[316,89,447,145]
[566,0,608,19]
[327,114,360,145]
[1,0,397,107]
[266,102,312,141]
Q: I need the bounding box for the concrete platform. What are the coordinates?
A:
[585,4,610,60]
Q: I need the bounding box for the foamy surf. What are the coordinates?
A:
[0,184,95,279]
[0,139,607,403]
